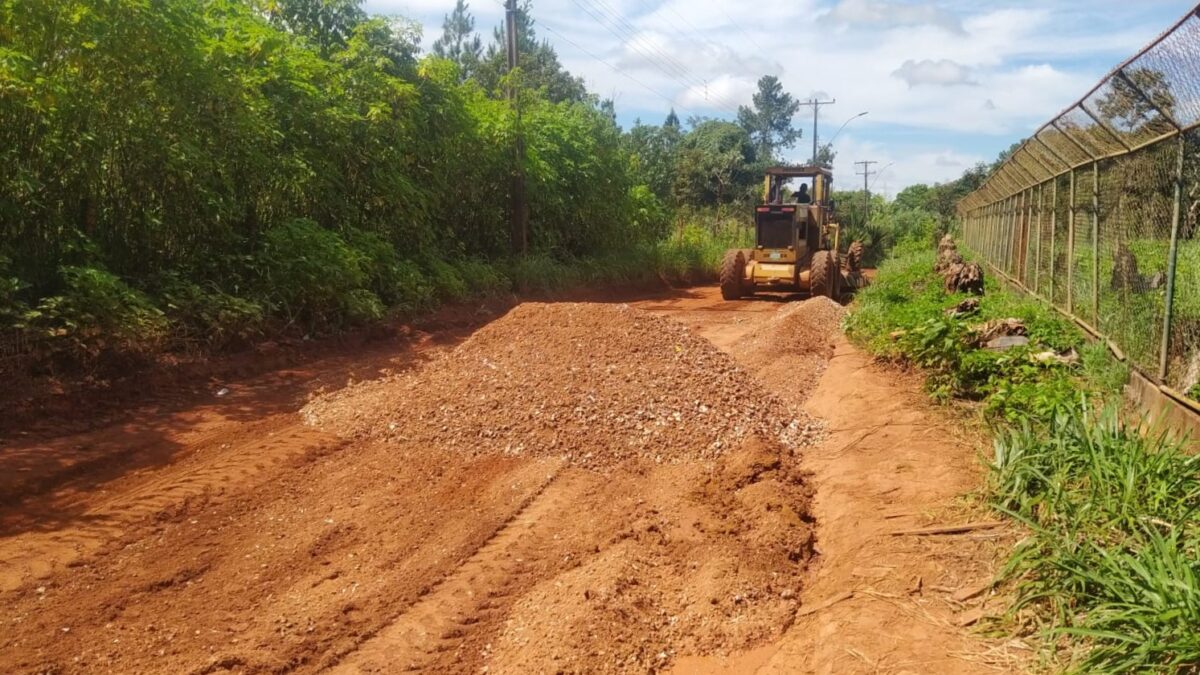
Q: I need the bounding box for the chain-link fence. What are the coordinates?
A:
[959,4,1200,403]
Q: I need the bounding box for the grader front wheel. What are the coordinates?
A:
[720,250,746,300]
[810,250,840,299]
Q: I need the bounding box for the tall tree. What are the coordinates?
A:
[475,0,587,103]
[664,108,680,130]
[264,0,367,57]
[431,0,482,81]
[673,120,758,205]
[625,120,682,202]
[736,75,800,162]
[815,142,835,168]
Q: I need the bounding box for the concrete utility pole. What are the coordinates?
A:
[798,97,836,165]
[505,0,528,255]
[855,160,878,225]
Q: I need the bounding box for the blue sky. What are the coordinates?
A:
[362,0,1197,193]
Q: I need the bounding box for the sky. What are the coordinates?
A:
[361,0,1198,195]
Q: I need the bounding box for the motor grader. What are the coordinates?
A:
[720,165,865,301]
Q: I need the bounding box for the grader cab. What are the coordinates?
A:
[720,165,865,301]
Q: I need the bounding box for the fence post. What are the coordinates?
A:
[1092,161,1100,324]
[1009,194,1017,276]
[1026,187,1034,286]
[1160,134,1187,382]
[1050,178,1058,303]
[1068,169,1076,314]
[1035,182,1043,295]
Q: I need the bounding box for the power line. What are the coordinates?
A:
[537,21,684,113]
[799,98,836,164]
[718,8,767,54]
[570,0,745,114]
[855,160,878,224]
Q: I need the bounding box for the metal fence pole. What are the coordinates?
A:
[1009,194,1017,275]
[1160,133,1187,381]
[1050,178,1058,303]
[1068,168,1076,314]
[1026,187,1034,285]
[1092,161,1100,324]
[1035,182,1044,295]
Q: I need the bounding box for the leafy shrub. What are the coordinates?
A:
[24,266,168,365]
[155,274,264,351]
[452,258,511,297]
[0,253,29,325]
[425,258,469,302]
[256,219,382,330]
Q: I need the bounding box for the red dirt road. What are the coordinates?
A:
[0,287,1016,674]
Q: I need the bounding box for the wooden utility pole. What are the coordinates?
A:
[505,0,527,255]
[855,160,878,225]
[798,97,836,165]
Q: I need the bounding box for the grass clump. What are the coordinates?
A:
[849,249,1200,672]
[993,408,1200,673]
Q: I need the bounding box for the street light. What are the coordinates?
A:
[825,111,869,149]
[869,162,896,191]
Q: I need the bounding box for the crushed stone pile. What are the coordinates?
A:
[731,297,846,406]
[302,302,822,469]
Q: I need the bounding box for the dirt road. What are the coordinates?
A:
[0,287,1015,674]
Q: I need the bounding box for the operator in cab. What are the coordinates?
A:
[794,183,812,204]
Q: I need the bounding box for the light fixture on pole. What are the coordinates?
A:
[827,111,869,148]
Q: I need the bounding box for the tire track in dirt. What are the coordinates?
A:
[0,415,344,592]
[327,464,573,673]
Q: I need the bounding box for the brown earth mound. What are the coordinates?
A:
[303,302,822,469]
[730,297,846,406]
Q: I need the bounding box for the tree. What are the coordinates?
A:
[673,120,758,206]
[264,0,367,57]
[815,142,836,168]
[475,0,587,103]
[1097,67,1177,138]
[736,75,800,162]
[625,121,682,202]
[664,108,680,130]
[431,0,482,81]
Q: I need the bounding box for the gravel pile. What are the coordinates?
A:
[303,303,821,469]
[731,297,846,406]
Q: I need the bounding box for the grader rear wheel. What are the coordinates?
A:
[720,250,746,300]
[810,250,840,299]
[846,241,865,273]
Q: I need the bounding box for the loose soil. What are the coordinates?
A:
[0,286,1017,674]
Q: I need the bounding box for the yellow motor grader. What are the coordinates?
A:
[720,165,864,301]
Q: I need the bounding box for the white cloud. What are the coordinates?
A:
[827,0,966,35]
[361,0,1192,191]
[892,59,977,87]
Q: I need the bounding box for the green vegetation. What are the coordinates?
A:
[0,0,774,373]
[848,251,1200,672]
[847,251,1120,423]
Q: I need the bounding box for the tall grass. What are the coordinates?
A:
[993,408,1200,672]
[848,250,1200,672]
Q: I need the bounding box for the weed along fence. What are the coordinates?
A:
[958,4,1200,409]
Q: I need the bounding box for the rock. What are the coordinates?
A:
[985,336,1030,351]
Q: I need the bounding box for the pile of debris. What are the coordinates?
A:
[731,297,846,406]
[936,235,985,295]
[303,303,823,470]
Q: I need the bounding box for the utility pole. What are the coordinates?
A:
[855,160,878,225]
[505,0,527,255]
[798,97,836,165]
